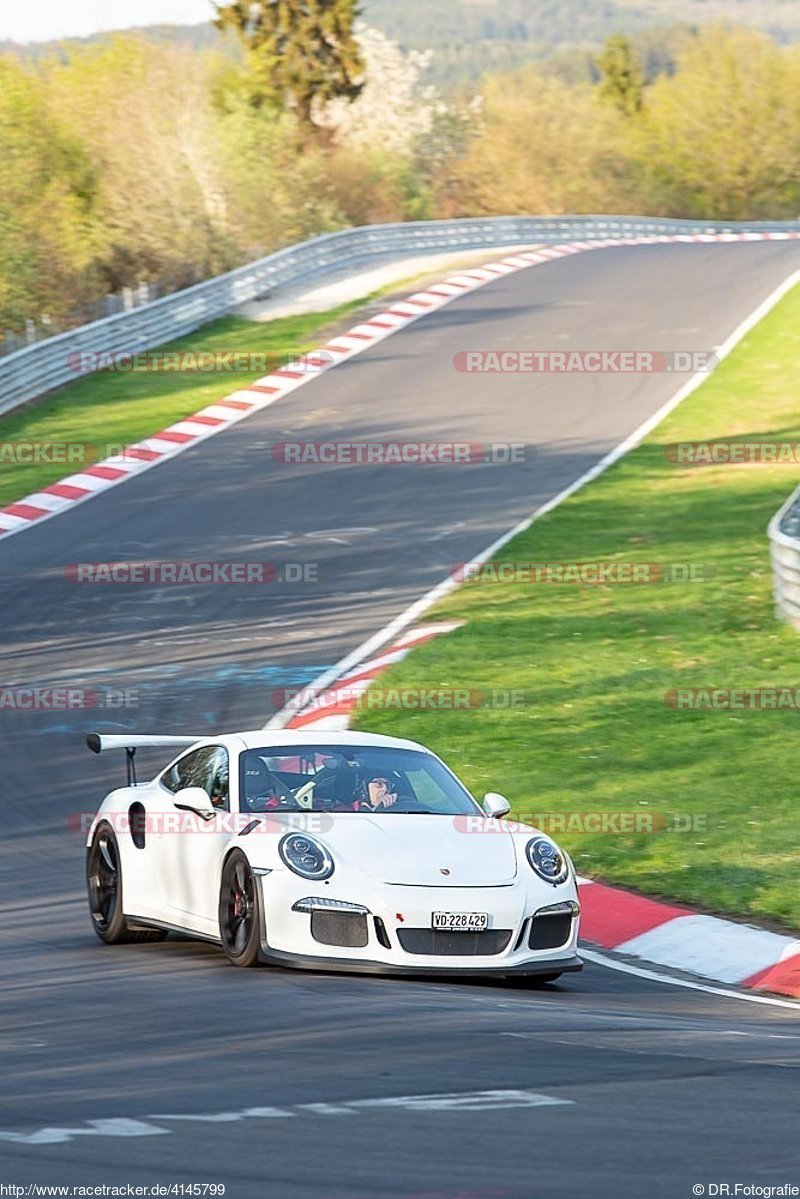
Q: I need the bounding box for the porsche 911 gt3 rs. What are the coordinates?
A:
[84,729,582,979]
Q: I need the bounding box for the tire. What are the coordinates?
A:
[218,851,262,967]
[86,821,167,945]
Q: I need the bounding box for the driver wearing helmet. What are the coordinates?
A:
[355,774,399,812]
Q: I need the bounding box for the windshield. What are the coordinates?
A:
[240,745,481,815]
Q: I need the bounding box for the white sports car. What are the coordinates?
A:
[85,729,582,980]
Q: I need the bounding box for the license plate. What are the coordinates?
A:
[432,911,488,932]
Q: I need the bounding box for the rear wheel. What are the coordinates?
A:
[86,822,166,945]
[219,851,261,967]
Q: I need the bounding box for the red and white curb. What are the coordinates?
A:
[579,881,800,998]
[278,620,800,1000]
[279,620,464,730]
[2,231,800,542]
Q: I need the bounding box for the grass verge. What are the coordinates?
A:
[0,250,503,509]
[0,299,371,507]
[354,282,800,931]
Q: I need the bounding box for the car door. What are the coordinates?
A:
[158,745,233,934]
[116,749,213,922]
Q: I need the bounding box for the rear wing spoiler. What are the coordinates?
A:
[86,732,204,785]
[86,733,203,755]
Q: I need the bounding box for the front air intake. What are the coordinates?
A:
[396,929,512,956]
[310,910,369,948]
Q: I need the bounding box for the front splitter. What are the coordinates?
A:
[259,943,583,979]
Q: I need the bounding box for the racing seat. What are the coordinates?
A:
[243,758,274,811]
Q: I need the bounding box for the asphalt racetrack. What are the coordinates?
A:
[2,241,800,1198]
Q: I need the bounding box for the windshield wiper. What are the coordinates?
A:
[394,809,452,815]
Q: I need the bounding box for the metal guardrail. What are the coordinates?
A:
[769,487,800,628]
[2,213,800,417]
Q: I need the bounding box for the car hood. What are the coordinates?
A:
[319,814,518,886]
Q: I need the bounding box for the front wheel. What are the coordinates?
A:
[218,851,262,967]
[86,822,166,945]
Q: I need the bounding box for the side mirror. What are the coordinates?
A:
[174,786,215,820]
[483,792,511,818]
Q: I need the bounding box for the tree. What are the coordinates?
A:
[0,54,98,332]
[632,26,800,219]
[213,0,365,124]
[47,38,235,289]
[317,26,441,156]
[438,68,632,218]
[596,33,645,116]
[315,25,482,222]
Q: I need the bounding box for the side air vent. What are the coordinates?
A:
[129,802,146,850]
[374,916,392,949]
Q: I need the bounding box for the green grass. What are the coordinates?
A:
[355,282,800,932]
[0,300,371,507]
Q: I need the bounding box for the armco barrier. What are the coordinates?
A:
[2,214,800,416]
[769,486,800,628]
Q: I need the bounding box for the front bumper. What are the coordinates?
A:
[258,873,582,978]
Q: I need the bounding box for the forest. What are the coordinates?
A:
[1,3,799,343]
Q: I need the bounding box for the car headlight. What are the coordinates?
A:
[279,833,334,881]
[525,836,569,885]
